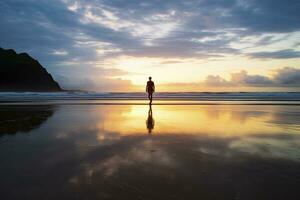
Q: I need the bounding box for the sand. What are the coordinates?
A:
[0,104,300,199]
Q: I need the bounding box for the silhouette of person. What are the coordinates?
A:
[146,104,155,134]
[146,76,155,104]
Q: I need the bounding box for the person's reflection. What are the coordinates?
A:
[146,104,155,134]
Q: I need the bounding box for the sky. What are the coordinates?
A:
[0,0,300,92]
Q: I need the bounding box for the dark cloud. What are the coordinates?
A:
[228,0,300,33]
[249,49,300,59]
[0,0,299,90]
[274,67,300,85]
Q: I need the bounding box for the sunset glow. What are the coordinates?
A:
[1,0,299,91]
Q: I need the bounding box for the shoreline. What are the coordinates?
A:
[1,100,300,105]
[1,92,300,105]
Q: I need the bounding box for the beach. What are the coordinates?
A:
[2,0,300,198]
[0,96,300,199]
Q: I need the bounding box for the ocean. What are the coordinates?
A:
[0,92,300,102]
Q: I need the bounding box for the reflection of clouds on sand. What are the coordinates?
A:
[64,133,300,193]
[66,137,178,186]
[229,134,300,162]
[149,105,299,136]
[43,105,300,163]
[229,110,268,124]
[266,106,300,131]
[47,105,300,141]
[44,129,300,186]
[195,133,300,162]
[2,104,300,199]
[18,104,298,184]
[201,106,268,124]
[97,131,121,145]
[47,105,131,143]
[97,140,174,177]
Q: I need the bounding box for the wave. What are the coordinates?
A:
[0,92,300,102]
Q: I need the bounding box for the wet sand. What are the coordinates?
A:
[0,104,300,199]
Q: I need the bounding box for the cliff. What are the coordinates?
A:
[0,48,61,91]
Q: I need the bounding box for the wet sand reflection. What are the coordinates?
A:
[146,104,154,134]
[0,104,300,199]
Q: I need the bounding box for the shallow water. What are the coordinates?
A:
[1,91,300,102]
[0,104,300,199]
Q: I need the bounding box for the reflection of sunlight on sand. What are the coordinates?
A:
[49,105,300,164]
[40,104,300,188]
[3,105,300,199]
[94,105,299,138]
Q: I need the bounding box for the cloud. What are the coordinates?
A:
[1,0,299,60]
[57,75,136,92]
[218,67,300,87]
[53,65,136,91]
[0,0,299,90]
[203,71,276,87]
[273,67,300,85]
[204,75,231,86]
[160,67,300,91]
[230,70,273,85]
[216,67,300,87]
[249,49,300,59]
[52,49,69,56]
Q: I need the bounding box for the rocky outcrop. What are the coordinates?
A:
[0,47,61,91]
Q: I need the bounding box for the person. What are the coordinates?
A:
[146,77,155,103]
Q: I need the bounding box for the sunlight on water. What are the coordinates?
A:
[28,104,299,162]
[0,104,300,199]
[61,105,299,137]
